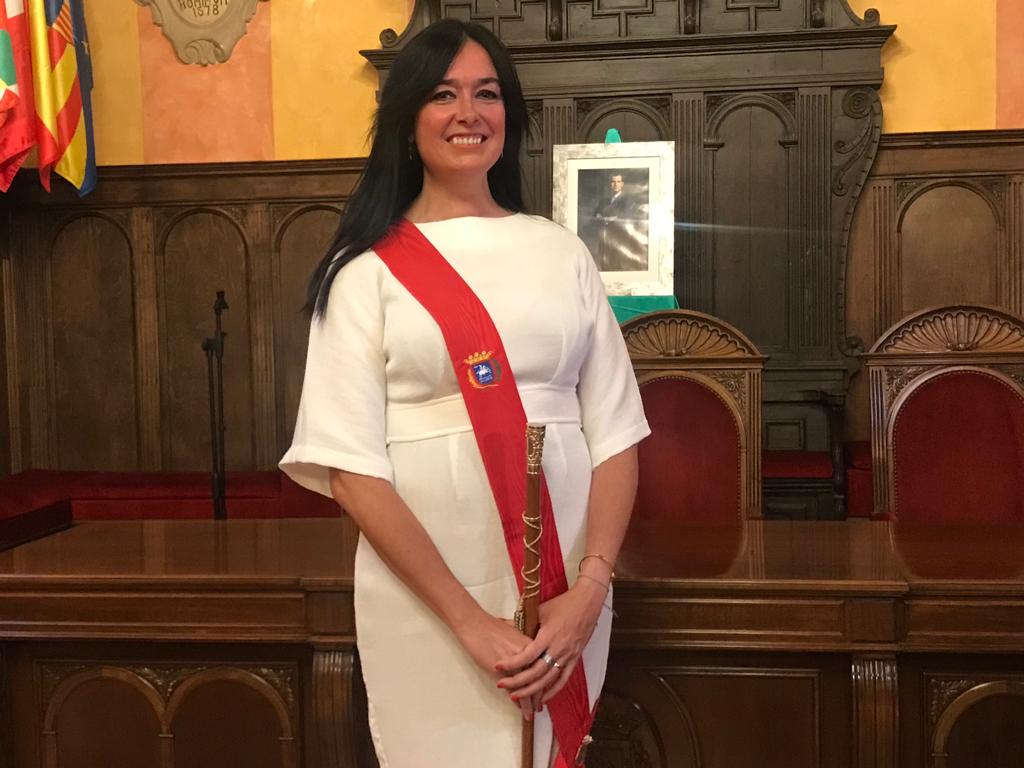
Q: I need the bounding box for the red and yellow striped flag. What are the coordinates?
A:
[0,0,36,192]
[25,0,94,194]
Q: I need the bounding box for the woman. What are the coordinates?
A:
[281,19,649,768]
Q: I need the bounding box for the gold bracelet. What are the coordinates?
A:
[576,572,611,592]
[578,553,616,578]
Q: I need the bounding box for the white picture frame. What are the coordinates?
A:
[552,141,675,296]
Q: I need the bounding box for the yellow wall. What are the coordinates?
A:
[847,0,997,133]
[80,0,1018,167]
[83,0,412,166]
[271,1,413,159]
[84,0,144,166]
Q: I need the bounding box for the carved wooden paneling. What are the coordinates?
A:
[131,207,162,470]
[38,660,299,768]
[927,676,1024,768]
[708,95,796,354]
[49,214,139,470]
[674,92,706,307]
[538,97,576,215]
[242,204,276,469]
[18,212,52,467]
[158,208,255,471]
[0,161,365,473]
[852,655,898,768]
[799,87,832,350]
[577,96,670,143]
[272,205,341,456]
[844,131,1024,442]
[383,0,873,44]
[900,184,1000,320]
[312,650,372,768]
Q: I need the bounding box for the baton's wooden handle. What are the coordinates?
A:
[521,423,546,768]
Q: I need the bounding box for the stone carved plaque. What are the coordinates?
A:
[136,0,268,66]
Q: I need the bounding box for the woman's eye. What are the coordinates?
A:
[477,89,501,101]
[430,90,455,102]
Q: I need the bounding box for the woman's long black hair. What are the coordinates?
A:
[306,20,529,317]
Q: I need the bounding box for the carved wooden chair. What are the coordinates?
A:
[621,309,766,522]
[864,305,1024,522]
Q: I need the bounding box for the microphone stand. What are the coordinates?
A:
[201,291,228,520]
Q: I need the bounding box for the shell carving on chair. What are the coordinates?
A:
[875,307,1024,355]
[624,318,754,359]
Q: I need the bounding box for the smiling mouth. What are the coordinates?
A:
[448,136,486,145]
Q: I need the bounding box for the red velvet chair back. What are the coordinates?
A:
[866,305,1024,520]
[635,375,742,523]
[621,309,766,520]
[892,370,1024,523]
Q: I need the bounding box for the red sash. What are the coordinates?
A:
[374,219,592,767]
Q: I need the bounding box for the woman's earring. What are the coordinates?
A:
[408,137,416,160]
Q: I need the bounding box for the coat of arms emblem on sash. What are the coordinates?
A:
[464,350,502,389]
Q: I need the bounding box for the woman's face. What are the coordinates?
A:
[414,41,506,181]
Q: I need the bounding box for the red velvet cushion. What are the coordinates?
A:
[66,471,280,500]
[1,470,326,522]
[0,470,82,520]
[845,440,872,470]
[762,450,833,479]
[633,376,741,523]
[893,371,1024,523]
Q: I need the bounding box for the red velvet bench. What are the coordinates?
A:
[762,449,840,520]
[0,470,339,550]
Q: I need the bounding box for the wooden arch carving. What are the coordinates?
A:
[864,305,1024,517]
[931,680,1024,768]
[43,667,168,768]
[40,663,298,768]
[622,309,766,517]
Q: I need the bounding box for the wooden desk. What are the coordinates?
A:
[0,518,1022,768]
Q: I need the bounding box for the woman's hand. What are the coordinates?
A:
[493,576,609,706]
[451,609,538,720]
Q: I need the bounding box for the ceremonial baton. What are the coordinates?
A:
[515,423,545,768]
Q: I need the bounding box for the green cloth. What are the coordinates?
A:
[608,294,679,324]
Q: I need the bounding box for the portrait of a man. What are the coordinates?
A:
[578,168,650,272]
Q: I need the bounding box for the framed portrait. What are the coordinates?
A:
[552,141,675,296]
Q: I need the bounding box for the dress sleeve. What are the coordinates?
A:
[279,253,393,497]
[575,242,651,468]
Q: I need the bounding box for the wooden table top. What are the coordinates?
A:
[0,517,1020,651]
[0,517,1021,587]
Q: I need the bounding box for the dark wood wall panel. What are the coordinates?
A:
[54,677,162,768]
[899,185,999,314]
[597,649,853,768]
[711,104,793,354]
[160,210,255,471]
[273,205,341,457]
[50,216,139,470]
[0,161,364,473]
[845,131,1024,441]
[1,210,13,475]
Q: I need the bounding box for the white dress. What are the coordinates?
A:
[280,213,650,767]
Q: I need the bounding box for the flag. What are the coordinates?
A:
[25,0,94,195]
[0,0,36,192]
